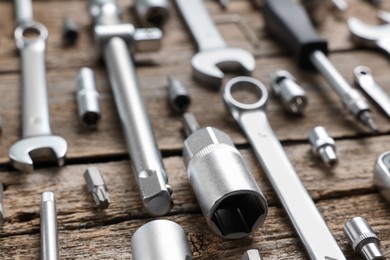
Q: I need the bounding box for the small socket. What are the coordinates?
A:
[76,67,101,128]
[309,126,338,167]
[131,220,192,260]
[84,167,110,209]
[167,77,191,113]
[183,114,268,239]
[242,249,263,260]
[134,0,170,28]
[270,70,307,115]
[62,17,79,46]
[344,217,385,260]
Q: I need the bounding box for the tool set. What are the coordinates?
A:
[2,0,389,258]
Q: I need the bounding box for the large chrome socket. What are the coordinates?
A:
[183,126,268,239]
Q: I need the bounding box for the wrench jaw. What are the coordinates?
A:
[8,136,67,172]
[191,48,256,89]
[348,17,390,54]
[138,169,173,216]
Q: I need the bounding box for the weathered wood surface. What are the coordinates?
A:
[0,0,389,259]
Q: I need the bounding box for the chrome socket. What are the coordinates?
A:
[344,217,385,260]
[131,220,192,260]
[183,115,268,239]
[270,70,307,115]
[76,67,101,128]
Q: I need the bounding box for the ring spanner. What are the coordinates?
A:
[9,0,68,172]
[223,77,345,260]
[174,0,255,89]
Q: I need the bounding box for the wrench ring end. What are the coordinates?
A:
[223,76,268,113]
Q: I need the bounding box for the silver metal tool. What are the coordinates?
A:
[76,67,101,128]
[354,66,390,119]
[348,17,390,57]
[270,70,307,115]
[374,151,390,202]
[89,0,173,216]
[264,0,378,133]
[182,112,268,239]
[223,77,345,259]
[309,126,338,167]
[167,76,191,113]
[83,167,110,209]
[9,0,68,172]
[40,192,59,260]
[131,220,192,260]
[174,0,255,88]
[242,249,263,260]
[344,217,385,260]
[0,183,4,227]
[62,17,79,46]
[134,0,170,28]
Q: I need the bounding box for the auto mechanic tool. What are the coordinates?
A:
[0,183,4,227]
[348,16,390,58]
[40,192,59,260]
[174,0,255,89]
[167,76,191,114]
[354,66,390,119]
[270,70,307,115]
[88,0,173,216]
[344,217,385,260]
[76,67,101,128]
[182,112,268,239]
[62,17,79,46]
[263,0,378,133]
[223,77,345,259]
[242,249,263,260]
[83,167,110,209]
[374,151,390,202]
[9,0,68,172]
[309,126,338,168]
[131,220,192,260]
[133,0,170,28]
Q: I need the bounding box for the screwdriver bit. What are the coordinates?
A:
[0,183,4,227]
[83,167,110,209]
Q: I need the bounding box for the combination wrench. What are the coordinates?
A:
[9,0,68,172]
[174,0,255,89]
[89,0,173,216]
[223,77,345,260]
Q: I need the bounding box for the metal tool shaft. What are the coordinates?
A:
[224,77,345,260]
[40,192,59,260]
[89,0,172,216]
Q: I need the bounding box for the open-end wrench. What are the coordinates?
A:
[223,77,345,260]
[348,17,390,56]
[89,0,173,216]
[9,1,67,172]
[174,0,255,89]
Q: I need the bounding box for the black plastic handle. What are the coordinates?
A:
[263,0,328,69]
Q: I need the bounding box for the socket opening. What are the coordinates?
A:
[211,193,264,238]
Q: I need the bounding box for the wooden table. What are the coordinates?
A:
[0,0,389,259]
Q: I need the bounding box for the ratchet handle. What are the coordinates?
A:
[263,0,328,69]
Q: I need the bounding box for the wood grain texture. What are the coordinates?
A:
[0,0,389,259]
